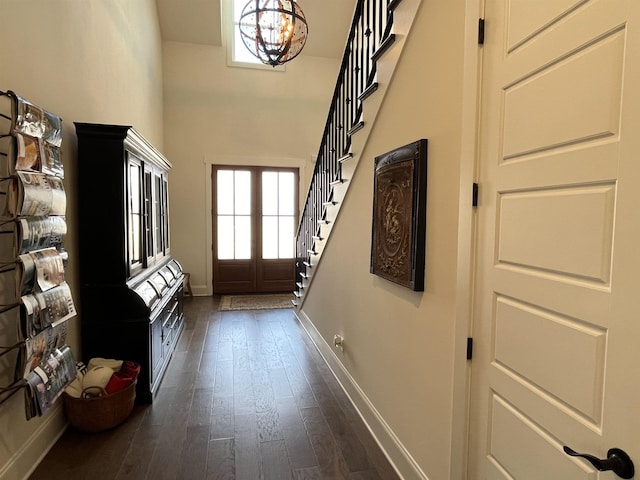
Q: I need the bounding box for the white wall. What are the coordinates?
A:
[0,1,164,478]
[162,42,340,295]
[0,0,479,477]
[299,0,473,478]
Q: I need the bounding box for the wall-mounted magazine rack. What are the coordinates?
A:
[0,90,77,419]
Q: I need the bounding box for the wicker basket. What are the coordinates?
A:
[62,380,136,433]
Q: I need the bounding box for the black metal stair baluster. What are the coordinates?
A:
[366,0,372,82]
[294,0,386,298]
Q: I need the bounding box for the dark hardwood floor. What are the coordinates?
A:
[30,296,401,480]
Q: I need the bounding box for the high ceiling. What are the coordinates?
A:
[155,0,358,59]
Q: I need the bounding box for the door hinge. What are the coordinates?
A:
[467,337,474,360]
[478,18,485,45]
[472,182,479,207]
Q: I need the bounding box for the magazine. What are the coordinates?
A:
[32,247,65,291]
[19,282,76,339]
[14,95,46,139]
[7,171,66,217]
[24,344,75,419]
[15,216,67,255]
[41,142,64,178]
[19,294,40,338]
[14,133,42,172]
[0,91,70,420]
[18,321,68,379]
[0,91,45,139]
[42,110,62,148]
[0,91,63,147]
[16,247,66,296]
[16,253,36,296]
[0,133,64,178]
[0,133,39,176]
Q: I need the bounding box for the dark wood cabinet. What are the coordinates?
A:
[75,123,183,403]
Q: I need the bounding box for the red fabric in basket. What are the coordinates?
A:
[105,361,141,395]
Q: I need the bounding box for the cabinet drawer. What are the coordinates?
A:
[150,318,163,385]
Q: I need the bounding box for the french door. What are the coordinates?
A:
[212,165,298,294]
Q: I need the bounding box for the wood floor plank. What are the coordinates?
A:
[166,380,195,427]
[178,425,211,480]
[257,406,283,442]
[260,338,283,369]
[260,439,294,480]
[211,395,234,439]
[234,413,261,480]
[253,369,277,414]
[206,438,236,479]
[189,387,214,426]
[269,366,294,398]
[32,404,148,479]
[28,297,401,480]
[233,351,255,416]
[212,393,233,416]
[211,412,234,440]
[114,422,161,480]
[203,314,221,353]
[311,382,372,473]
[232,319,248,347]
[349,470,385,480]
[293,465,325,480]
[146,385,177,426]
[243,315,261,343]
[196,350,218,388]
[218,313,234,343]
[276,395,318,469]
[301,406,352,480]
[214,359,233,397]
[30,426,123,479]
[279,351,319,409]
[145,423,189,480]
[247,339,268,372]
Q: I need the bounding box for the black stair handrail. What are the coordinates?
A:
[295,0,398,290]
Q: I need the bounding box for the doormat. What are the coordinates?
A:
[219,294,293,311]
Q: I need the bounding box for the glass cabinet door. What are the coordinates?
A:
[154,172,164,257]
[127,157,143,275]
[144,167,154,264]
[127,154,171,277]
[162,177,170,254]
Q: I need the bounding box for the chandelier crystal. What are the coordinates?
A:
[238,0,309,67]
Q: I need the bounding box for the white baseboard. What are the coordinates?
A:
[295,309,430,480]
[0,404,66,480]
[189,284,210,296]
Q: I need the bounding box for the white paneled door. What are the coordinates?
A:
[469,0,640,478]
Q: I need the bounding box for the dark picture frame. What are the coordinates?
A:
[370,139,428,291]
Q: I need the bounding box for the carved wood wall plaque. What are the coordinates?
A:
[370,139,427,291]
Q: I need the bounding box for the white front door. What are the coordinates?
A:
[468,0,640,478]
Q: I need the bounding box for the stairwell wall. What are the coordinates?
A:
[162,43,341,296]
[298,0,473,478]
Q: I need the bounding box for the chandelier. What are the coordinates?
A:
[238,0,309,67]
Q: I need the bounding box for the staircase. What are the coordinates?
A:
[293,0,419,307]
